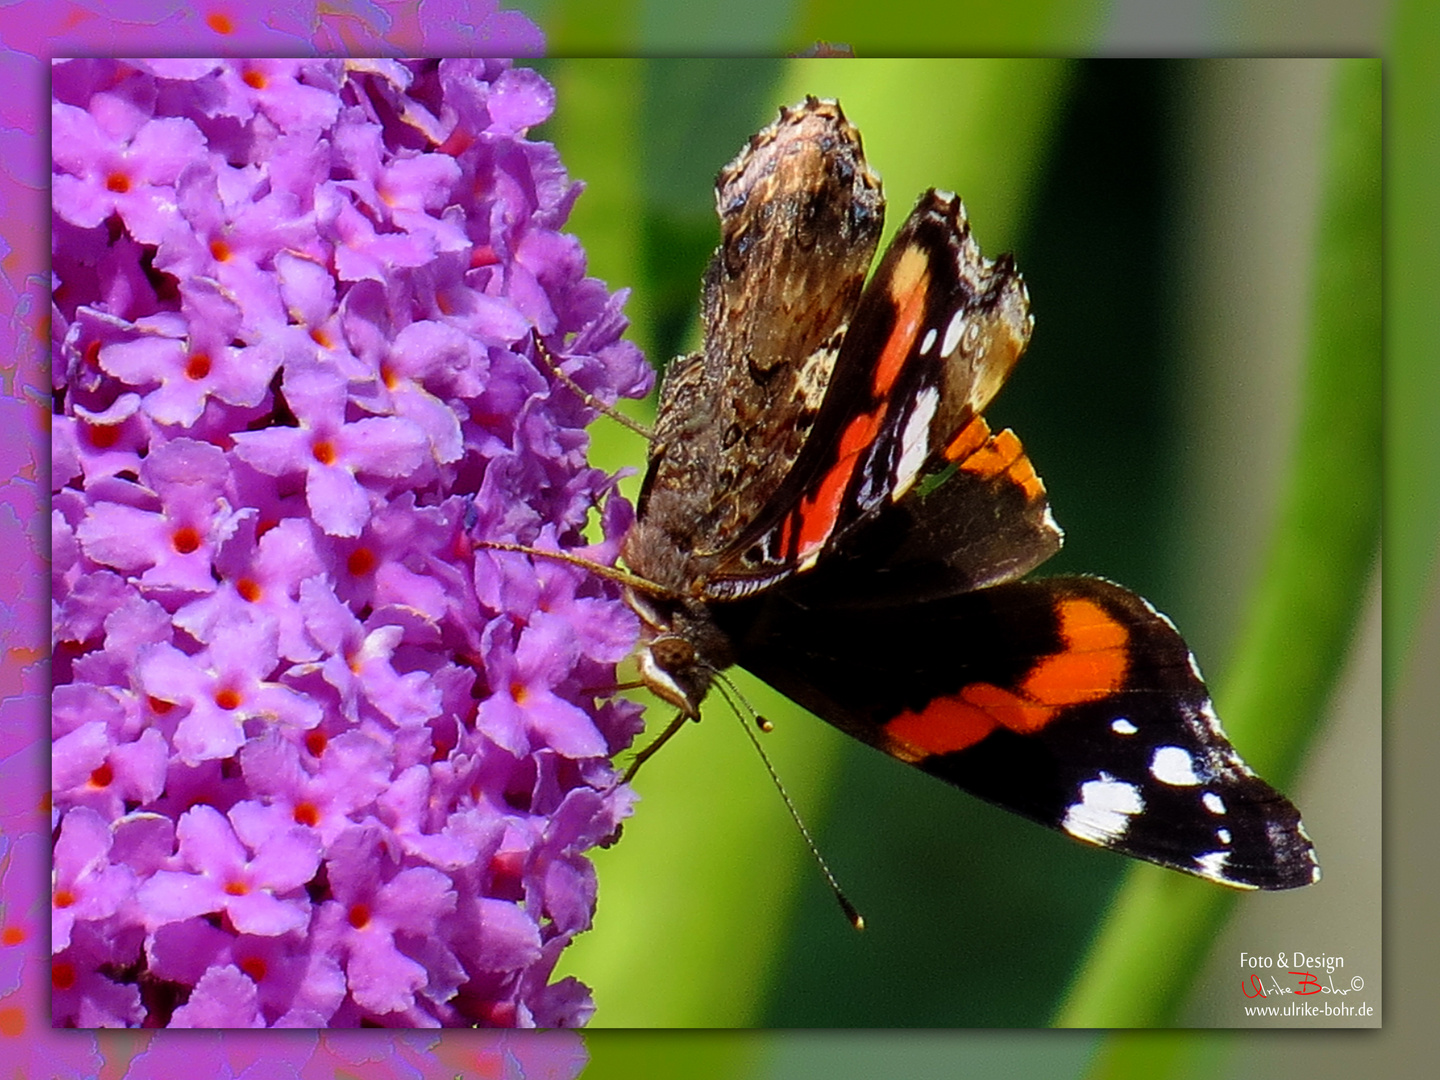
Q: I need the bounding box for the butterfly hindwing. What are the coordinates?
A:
[784,414,1063,610]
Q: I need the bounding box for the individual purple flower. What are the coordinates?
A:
[135,803,321,936]
[231,360,433,538]
[173,515,328,664]
[137,615,323,765]
[50,104,210,243]
[94,282,281,427]
[51,807,137,954]
[74,438,250,594]
[52,58,651,1027]
[309,825,460,1019]
[52,683,168,820]
[238,729,394,848]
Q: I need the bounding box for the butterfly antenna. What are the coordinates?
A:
[711,672,865,931]
[475,539,678,600]
[706,667,774,735]
[530,329,655,441]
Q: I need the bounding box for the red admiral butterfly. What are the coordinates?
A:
[581,98,1319,892]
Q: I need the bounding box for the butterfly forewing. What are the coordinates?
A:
[708,191,1034,598]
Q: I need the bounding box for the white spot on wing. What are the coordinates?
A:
[1195,850,1250,886]
[1062,772,1144,845]
[941,308,968,358]
[1202,791,1227,815]
[1216,828,1232,845]
[920,327,937,356]
[893,386,939,498]
[1151,745,1201,786]
[1111,718,1138,735]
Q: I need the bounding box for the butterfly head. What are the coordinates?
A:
[626,588,737,719]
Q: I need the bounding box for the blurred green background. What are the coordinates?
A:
[529,58,1380,1037]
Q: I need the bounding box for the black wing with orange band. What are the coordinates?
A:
[718,574,1319,890]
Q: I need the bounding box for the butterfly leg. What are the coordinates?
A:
[622,709,693,784]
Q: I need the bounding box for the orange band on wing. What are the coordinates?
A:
[883,597,1130,757]
[794,407,885,558]
[872,246,931,397]
[956,427,1045,501]
[943,415,991,463]
[786,252,939,564]
[957,427,1020,478]
[883,692,1000,758]
[1022,598,1129,706]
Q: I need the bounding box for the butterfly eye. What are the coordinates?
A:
[651,634,696,672]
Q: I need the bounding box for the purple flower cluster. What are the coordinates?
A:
[50,58,651,1028]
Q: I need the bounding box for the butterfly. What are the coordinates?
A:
[551,97,1320,893]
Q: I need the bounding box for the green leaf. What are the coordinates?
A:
[1384,0,1440,691]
